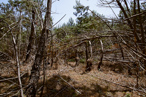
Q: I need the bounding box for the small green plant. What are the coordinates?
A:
[68,59,75,62]
[125,93,131,97]
[80,58,86,63]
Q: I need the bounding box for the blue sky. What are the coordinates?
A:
[0,0,120,27]
[52,0,120,27]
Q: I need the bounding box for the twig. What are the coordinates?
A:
[0,73,25,82]
[9,24,24,96]
[124,11,146,21]
[52,14,66,27]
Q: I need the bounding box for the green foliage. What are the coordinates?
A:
[0,0,45,56]
[73,0,89,24]
[73,1,106,32]
[125,93,131,97]
[80,58,86,63]
[68,59,75,62]
[67,18,75,27]
[53,1,108,53]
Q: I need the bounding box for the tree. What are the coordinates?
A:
[73,1,105,32]
[25,0,52,96]
[25,0,36,62]
[67,17,75,27]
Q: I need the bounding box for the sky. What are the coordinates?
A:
[51,0,120,27]
[0,0,120,27]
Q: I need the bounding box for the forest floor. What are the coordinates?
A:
[39,62,145,97]
[0,61,146,97]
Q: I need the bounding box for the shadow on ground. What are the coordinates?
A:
[37,74,131,97]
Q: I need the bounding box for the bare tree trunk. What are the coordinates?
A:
[75,49,79,66]
[116,0,140,42]
[25,0,52,96]
[40,58,47,97]
[85,42,91,71]
[89,41,92,58]
[19,10,22,59]
[25,28,47,96]
[25,8,36,62]
[9,8,24,97]
[123,0,131,16]
[137,0,145,44]
[85,42,88,64]
[10,30,24,97]
[50,33,54,67]
[133,0,137,45]
[98,40,103,70]
[137,0,145,64]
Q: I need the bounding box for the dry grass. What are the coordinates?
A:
[0,61,146,97]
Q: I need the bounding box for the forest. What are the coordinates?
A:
[0,0,146,97]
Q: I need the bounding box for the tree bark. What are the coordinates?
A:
[25,8,36,62]
[75,49,79,66]
[50,33,54,67]
[123,0,131,16]
[85,42,91,71]
[137,0,145,48]
[85,42,88,65]
[25,0,52,96]
[98,40,103,70]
